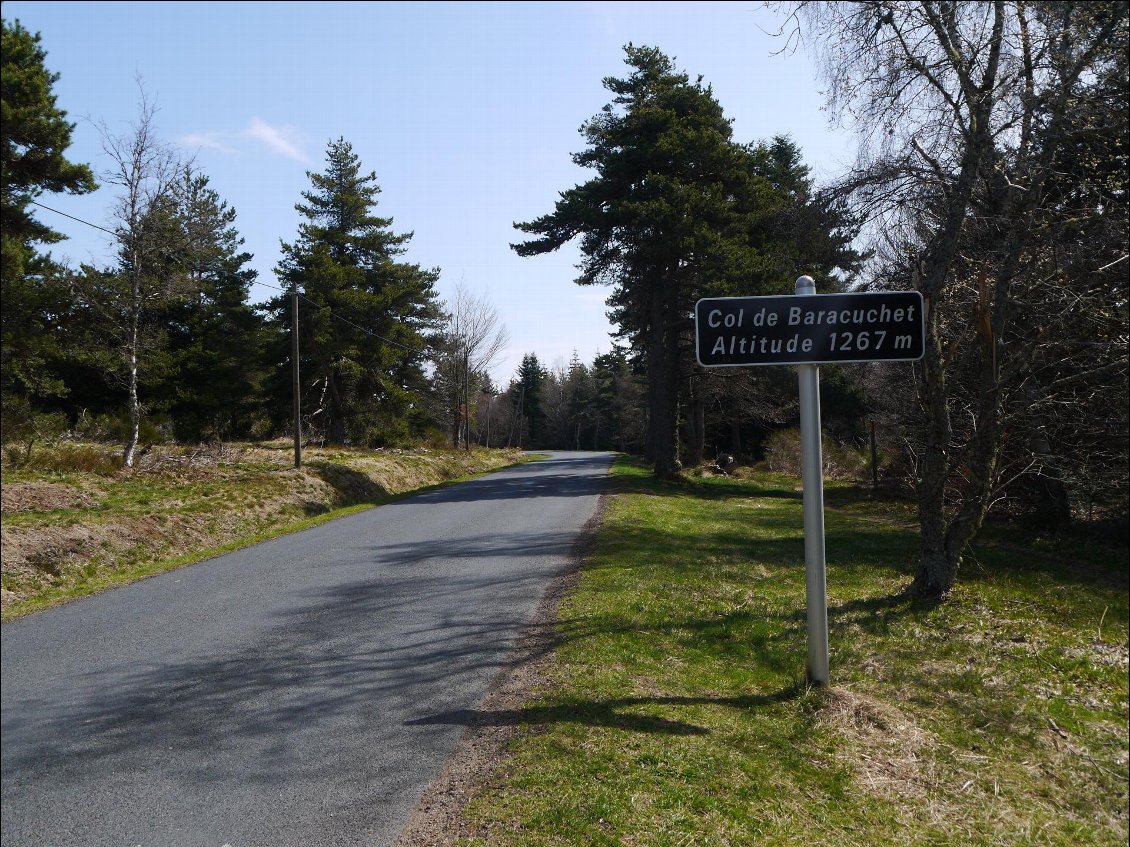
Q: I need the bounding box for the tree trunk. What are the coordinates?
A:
[1025,385,1071,530]
[1032,465,1071,529]
[912,302,957,598]
[730,398,742,458]
[123,349,140,468]
[909,421,954,594]
[913,289,1006,599]
[684,376,705,467]
[914,546,958,600]
[647,362,677,475]
[647,291,679,477]
[910,49,1004,597]
[463,350,471,452]
[642,411,654,463]
[123,288,141,468]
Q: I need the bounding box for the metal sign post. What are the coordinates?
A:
[292,283,302,470]
[795,275,829,685]
[693,277,925,686]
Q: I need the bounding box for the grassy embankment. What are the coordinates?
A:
[0,440,528,621]
[459,457,1129,846]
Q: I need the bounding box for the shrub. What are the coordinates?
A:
[763,427,871,482]
[22,444,123,475]
[72,410,168,446]
[247,414,275,441]
[0,396,68,467]
[423,427,455,450]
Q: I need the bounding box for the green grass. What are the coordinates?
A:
[460,458,1129,846]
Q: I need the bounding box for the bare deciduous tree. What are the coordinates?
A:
[787,1,1129,597]
[433,283,509,448]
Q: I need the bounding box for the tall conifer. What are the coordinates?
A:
[152,167,266,440]
[1,19,96,403]
[514,45,859,476]
[269,138,442,445]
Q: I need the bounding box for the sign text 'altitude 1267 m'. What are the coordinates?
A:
[695,290,925,367]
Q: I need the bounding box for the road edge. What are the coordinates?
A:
[394,489,611,846]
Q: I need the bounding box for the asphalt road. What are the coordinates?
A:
[1,450,612,847]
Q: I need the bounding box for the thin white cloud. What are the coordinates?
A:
[242,117,310,163]
[178,131,236,154]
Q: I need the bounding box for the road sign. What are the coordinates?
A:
[695,290,925,368]
[697,279,926,686]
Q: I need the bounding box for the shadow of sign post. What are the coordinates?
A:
[695,277,925,685]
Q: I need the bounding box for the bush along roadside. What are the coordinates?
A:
[0,441,528,620]
[457,457,1129,847]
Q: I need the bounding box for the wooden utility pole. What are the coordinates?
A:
[508,386,524,449]
[464,348,471,451]
[292,284,302,469]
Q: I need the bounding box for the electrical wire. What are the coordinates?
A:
[30,199,120,238]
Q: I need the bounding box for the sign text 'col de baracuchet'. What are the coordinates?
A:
[695,290,925,368]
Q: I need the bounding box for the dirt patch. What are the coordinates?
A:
[1066,638,1130,671]
[394,491,609,847]
[0,512,217,601]
[0,523,106,579]
[1,482,99,513]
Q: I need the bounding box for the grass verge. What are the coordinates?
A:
[1,441,530,621]
[458,457,1129,846]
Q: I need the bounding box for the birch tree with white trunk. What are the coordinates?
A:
[85,86,185,466]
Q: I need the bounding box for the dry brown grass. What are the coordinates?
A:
[818,686,940,802]
[1,441,526,616]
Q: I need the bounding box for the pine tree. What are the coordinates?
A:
[591,348,646,453]
[151,166,267,441]
[513,353,547,448]
[563,352,595,450]
[513,46,730,474]
[1,18,96,404]
[269,138,443,445]
[514,45,859,475]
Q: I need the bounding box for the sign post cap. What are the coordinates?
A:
[795,275,816,295]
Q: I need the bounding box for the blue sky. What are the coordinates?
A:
[5,1,855,383]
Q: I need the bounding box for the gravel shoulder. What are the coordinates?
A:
[396,491,609,846]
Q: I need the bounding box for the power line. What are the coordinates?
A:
[30,199,119,238]
[32,195,439,469]
[29,198,431,356]
[254,276,429,355]
[299,292,427,355]
[242,278,428,356]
